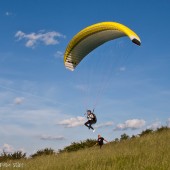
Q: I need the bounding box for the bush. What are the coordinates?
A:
[59,139,96,153]
[139,129,153,137]
[0,151,26,162]
[120,133,129,141]
[156,126,169,132]
[31,148,55,158]
[131,135,136,139]
[114,138,119,142]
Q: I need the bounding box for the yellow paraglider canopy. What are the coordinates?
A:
[64,22,141,71]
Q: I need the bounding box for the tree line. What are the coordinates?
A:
[0,126,169,162]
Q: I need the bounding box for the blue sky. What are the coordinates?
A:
[0,0,170,155]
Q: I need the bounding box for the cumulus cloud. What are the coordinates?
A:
[114,119,146,131]
[119,67,126,72]
[15,30,65,48]
[13,97,24,105]
[95,121,113,128]
[167,118,170,127]
[5,12,12,16]
[40,135,65,141]
[0,144,25,153]
[147,121,161,130]
[1,144,14,153]
[54,51,63,59]
[57,116,85,128]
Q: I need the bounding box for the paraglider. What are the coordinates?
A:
[64,21,141,131]
[64,21,141,71]
[84,110,97,132]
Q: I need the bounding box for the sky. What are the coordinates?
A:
[0,0,170,155]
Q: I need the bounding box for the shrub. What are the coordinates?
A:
[156,126,169,132]
[31,148,55,158]
[0,151,26,162]
[139,129,153,137]
[120,133,129,141]
[114,138,119,142]
[59,139,96,153]
[131,135,136,139]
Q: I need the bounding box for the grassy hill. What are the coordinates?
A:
[1,128,170,170]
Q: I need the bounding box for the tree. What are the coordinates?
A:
[114,138,119,142]
[31,148,55,158]
[156,126,168,132]
[0,151,26,162]
[139,129,153,137]
[131,135,136,139]
[59,139,97,153]
[10,151,26,160]
[120,133,129,141]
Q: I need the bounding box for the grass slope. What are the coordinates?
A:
[2,129,170,170]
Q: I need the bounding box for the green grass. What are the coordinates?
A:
[1,129,170,170]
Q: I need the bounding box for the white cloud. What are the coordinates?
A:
[15,30,65,48]
[58,116,86,128]
[119,67,126,72]
[40,135,65,141]
[0,144,25,153]
[114,119,146,131]
[14,97,24,105]
[95,121,113,128]
[1,144,14,153]
[54,51,63,59]
[18,148,25,153]
[167,118,170,127]
[147,121,161,130]
[5,12,12,16]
